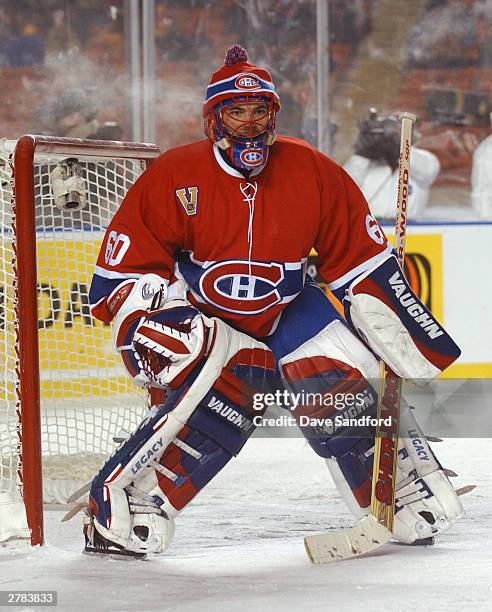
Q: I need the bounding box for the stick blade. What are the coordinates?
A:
[304,515,391,564]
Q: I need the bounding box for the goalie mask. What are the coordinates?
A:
[203,45,280,172]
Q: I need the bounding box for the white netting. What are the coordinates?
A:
[0,138,155,505]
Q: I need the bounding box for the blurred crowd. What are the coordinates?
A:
[0,0,490,214]
[0,0,373,147]
[407,0,492,69]
[0,0,123,68]
[395,0,492,200]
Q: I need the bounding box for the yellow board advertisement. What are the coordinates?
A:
[384,233,443,323]
[37,232,133,397]
[1,228,487,403]
[34,234,134,399]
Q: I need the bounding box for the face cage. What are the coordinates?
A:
[205,97,277,146]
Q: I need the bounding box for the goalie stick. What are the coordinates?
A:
[304,112,416,564]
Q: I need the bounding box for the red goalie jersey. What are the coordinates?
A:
[89,136,391,338]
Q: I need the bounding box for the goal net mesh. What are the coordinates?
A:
[0,139,151,504]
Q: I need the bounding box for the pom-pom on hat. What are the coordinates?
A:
[203,44,280,116]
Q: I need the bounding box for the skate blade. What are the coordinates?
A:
[83,545,147,560]
[393,536,435,547]
[62,502,88,522]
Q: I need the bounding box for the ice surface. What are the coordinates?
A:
[0,437,490,612]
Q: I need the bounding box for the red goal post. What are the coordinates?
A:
[0,135,160,545]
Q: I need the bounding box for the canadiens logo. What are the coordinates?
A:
[199,260,285,314]
[140,282,155,300]
[240,148,263,167]
[365,214,385,245]
[176,186,199,216]
[234,74,261,90]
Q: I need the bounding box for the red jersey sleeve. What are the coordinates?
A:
[313,152,391,292]
[90,152,184,321]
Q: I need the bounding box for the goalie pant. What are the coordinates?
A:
[88,261,462,554]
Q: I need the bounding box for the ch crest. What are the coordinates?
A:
[176,186,199,216]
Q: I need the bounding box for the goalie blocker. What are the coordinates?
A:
[340,253,461,381]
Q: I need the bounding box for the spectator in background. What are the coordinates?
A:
[475,12,492,67]
[45,9,80,58]
[330,0,373,50]
[5,22,44,68]
[87,23,123,66]
[42,92,122,141]
[407,0,481,68]
[471,114,492,217]
[155,3,173,52]
[156,4,205,62]
[343,108,440,220]
[0,6,11,66]
[274,29,315,139]
[416,89,490,189]
[57,107,122,140]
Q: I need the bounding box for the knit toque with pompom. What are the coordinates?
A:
[203,44,280,116]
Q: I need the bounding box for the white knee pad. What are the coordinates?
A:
[279,319,380,380]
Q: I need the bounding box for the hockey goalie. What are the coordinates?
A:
[84,45,463,558]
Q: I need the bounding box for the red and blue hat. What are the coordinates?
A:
[203,45,280,117]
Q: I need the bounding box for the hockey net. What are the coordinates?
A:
[0,135,160,544]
